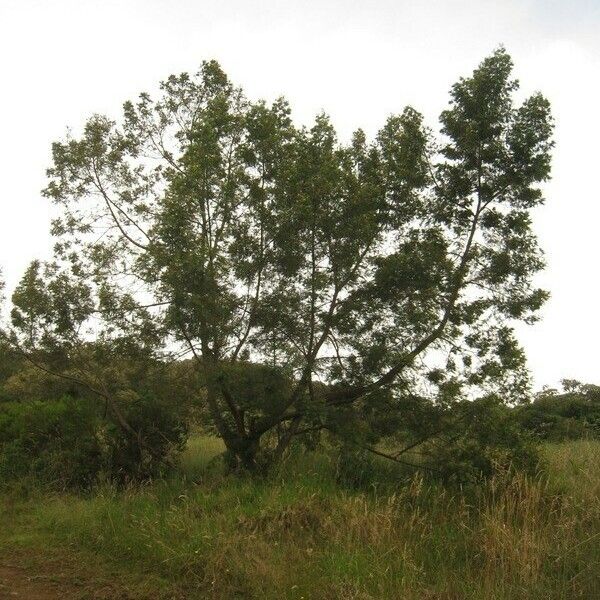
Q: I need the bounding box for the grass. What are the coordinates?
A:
[1,438,600,599]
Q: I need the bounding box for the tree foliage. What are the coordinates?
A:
[2,48,554,474]
[518,380,600,441]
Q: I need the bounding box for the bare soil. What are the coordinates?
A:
[0,551,131,600]
[0,561,79,599]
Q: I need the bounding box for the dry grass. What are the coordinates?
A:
[1,438,599,599]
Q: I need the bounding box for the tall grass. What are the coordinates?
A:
[1,438,599,599]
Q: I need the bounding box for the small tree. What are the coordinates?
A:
[2,48,553,472]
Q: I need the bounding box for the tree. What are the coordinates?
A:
[518,381,600,441]
[2,48,554,472]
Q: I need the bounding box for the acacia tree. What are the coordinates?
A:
[3,48,553,472]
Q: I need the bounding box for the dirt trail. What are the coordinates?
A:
[0,549,158,599]
[0,561,80,599]
[0,552,129,600]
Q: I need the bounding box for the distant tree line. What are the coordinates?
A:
[517,380,600,441]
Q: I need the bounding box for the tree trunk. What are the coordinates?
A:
[224,435,261,472]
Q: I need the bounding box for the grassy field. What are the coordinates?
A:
[1,438,599,599]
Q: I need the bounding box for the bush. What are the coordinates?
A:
[0,393,189,488]
[517,386,600,441]
[0,397,103,488]
[426,397,540,484]
[106,392,189,481]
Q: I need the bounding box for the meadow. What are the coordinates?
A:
[1,438,599,599]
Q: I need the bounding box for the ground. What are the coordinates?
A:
[0,553,77,600]
[0,550,128,600]
[1,438,599,599]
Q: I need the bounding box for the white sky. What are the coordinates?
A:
[0,0,598,388]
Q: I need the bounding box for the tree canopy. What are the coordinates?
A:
[2,48,554,473]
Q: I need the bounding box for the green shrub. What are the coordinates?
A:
[106,392,189,481]
[517,385,600,441]
[0,397,102,488]
[0,393,189,488]
[427,397,540,483]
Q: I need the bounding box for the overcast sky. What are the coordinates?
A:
[0,0,598,388]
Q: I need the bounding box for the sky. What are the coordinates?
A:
[0,0,598,388]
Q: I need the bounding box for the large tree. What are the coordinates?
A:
[3,48,553,471]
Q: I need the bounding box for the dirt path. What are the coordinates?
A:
[0,561,80,599]
[0,552,131,600]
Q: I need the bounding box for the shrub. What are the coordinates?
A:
[518,384,600,441]
[105,392,189,481]
[0,397,102,488]
[0,393,189,488]
[426,397,540,483]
